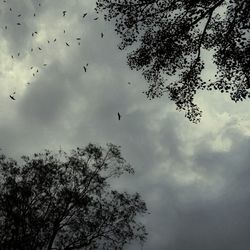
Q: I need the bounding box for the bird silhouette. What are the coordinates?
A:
[83,13,87,18]
[83,66,87,72]
[17,22,21,25]
[17,14,21,17]
[10,92,16,100]
[38,47,42,50]
[101,32,104,38]
[54,38,57,42]
[43,64,47,66]
[76,38,81,40]
[66,42,70,46]
[118,112,121,120]
[128,82,131,85]
[63,11,66,16]
[17,52,20,56]
[93,17,99,20]
[5,26,7,29]
[9,95,15,100]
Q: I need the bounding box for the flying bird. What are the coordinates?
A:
[30,66,33,69]
[66,42,70,46]
[62,11,66,16]
[76,38,81,40]
[31,48,33,52]
[93,17,99,20]
[9,92,16,100]
[128,82,131,85]
[26,82,30,85]
[54,38,56,42]
[17,22,21,25]
[9,95,15,100]
[43,64,47,66]
[47,40,50,43]
[9,8,12,11]
[34,13,36,17]
[63,30,66,33]
[83,66,87,72]
[83,13,87,18]
[11,55,14,59]
[17,52,20,56]
[101,32,104,38]
[5,26,7,29]
[17,14,21,17]
[118,112,121,120]
[38,47,42,50]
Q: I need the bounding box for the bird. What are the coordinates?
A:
[38,3,41,6]
[38,47,42,50]
[10,92,16,100]
[93,17,99,20]
[17,22,21,25]
[83,66,87,72]
[101,32,104,38]
[32,33,34,36]
[17,52,20,56]
[118,112,121,120]
[9,8,12,11]
[47,40,50,43]
[54,38,56,42]
[5,26,7,29]
[66,42,70,47]
[26,82,30,85]
[43,64,47,66]
[62,11,66,16]
[78,42,81,45]
[34,13,36,17]
[128,82,131,85]
[83,13,87,18]
[76,38,81,40]
[9,95,15,100]
[36,69,39,73]
[31,48,33,52]
[11,55,14,59]
[30,66,33,69]
[63,30,66,33]
[17,14,21,17]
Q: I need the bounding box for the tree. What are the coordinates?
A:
[95,0,250,122]
[0,143,148,250]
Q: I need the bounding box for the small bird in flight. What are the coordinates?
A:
[63,11,66,16]
[118,112,121,120]
[93,17,99,20]
[66,42,70,46]
[17,22,21,25]
[17,14,21,17]
[76,38,81,40]
[54,38,57,42]
[38,47,42,50]
[101,32,104,38]
[83,13,87,18]
[9,92,16,100]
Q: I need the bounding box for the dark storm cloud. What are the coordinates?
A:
[1,1,250,250]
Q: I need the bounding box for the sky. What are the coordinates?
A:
[1,0,250,249]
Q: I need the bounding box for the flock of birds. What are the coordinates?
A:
[2,0,128,121]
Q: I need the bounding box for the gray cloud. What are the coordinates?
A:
[1,1,250,250]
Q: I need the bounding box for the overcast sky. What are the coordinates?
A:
[1,0,250,249]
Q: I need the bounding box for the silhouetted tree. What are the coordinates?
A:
[95,0,250,122]
[0,143,148,250]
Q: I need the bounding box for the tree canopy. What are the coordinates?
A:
[95,0,250,122]
[0,143,148,250]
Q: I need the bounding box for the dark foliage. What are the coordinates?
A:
[95,0,250,122]
[0,144,148,250]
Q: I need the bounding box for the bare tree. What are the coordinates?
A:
[0,143,148,250]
